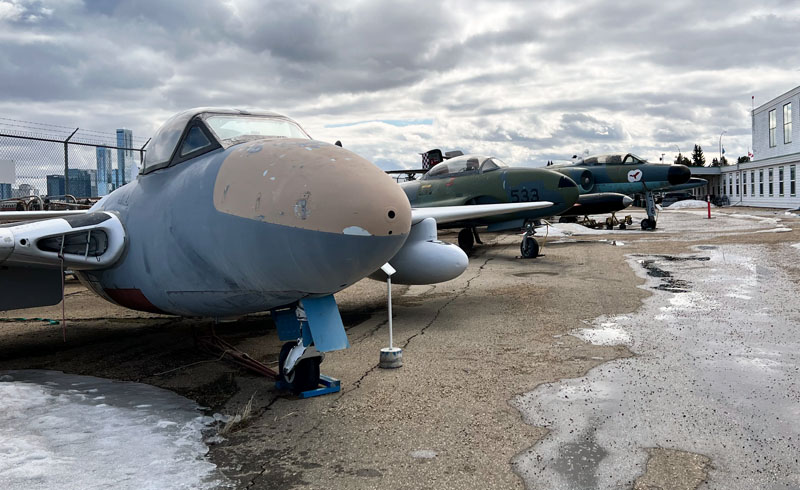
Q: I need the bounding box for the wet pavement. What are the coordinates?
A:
[512,243,800,489]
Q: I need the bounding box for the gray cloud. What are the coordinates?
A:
[1,0,798,166]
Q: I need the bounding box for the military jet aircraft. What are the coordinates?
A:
[399,154,580,258]
[0,108,548,393]
[549,153,701,229]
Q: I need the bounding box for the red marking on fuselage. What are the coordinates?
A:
[104,288,168,314]
[445,178,455,187]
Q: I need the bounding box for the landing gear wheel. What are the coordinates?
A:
[458,228,474,251]
[641,219,657,230]
[520,235,539,258]
[606,223,613,230]
[279,342,320,394]
[619,223,626,230]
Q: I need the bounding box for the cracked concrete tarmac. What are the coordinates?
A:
[1,207,799,489]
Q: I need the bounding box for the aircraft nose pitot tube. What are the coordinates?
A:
[668,164,691,185]
[213,138,412,293]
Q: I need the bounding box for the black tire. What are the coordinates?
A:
[606,223,613,230]
[520,235,539,258]
[457,228,474,251]
[641,218,650,230]
[279,342,320,394]
[619,223,626,230]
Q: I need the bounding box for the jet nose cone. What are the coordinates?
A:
[622,195,633,207]
[668,165,691,185]
[214,139,411,238]
[213,139,412,291]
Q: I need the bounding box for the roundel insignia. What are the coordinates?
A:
[627,169,643,183]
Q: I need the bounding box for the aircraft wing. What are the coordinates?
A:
[0,211,126,310]
[663,177,707,192]
[0,210,88,223]
[411,201,553,225]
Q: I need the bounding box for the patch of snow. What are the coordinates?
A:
[0,370,226,490]
[410,449,438,459]
[664,199,709,209]
[544,223,640,236]
[755,227,791,233]
[572,322,631,346]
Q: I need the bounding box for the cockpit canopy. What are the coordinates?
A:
[422,155,507,180]
[575,153,648,166]
[142,108,311,174]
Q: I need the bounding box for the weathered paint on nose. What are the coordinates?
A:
[212,139,411,237]
[668,165,691,185]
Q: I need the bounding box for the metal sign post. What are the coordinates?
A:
[378,263,402,369]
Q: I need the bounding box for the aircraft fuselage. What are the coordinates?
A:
[79,139,411,317]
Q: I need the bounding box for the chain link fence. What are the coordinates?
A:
[0,117,148,210]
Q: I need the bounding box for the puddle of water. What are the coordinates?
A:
[513,246,800,489]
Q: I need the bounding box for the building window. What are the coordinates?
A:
[750,170,755,195]
[784,103,792,144]
[769,168,774,196]
[759,169,764,196]
[729,174,733,195]
[743,172,747,196]
[769,109,777,147]
[779,167,784,196]
[791,165,796,197]
[735,173,739,196]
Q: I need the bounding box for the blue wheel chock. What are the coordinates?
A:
[275,374,340,399]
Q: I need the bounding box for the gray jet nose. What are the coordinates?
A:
[212,138,412,293]
[623,195,633,206]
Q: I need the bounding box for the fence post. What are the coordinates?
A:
[63,127,79,197]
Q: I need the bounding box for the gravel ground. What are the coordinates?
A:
[1,206,798,489]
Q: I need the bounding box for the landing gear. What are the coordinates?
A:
[472,227,483,245]
[642,190,657,230]
[520,221,540,258]
[279,341,321,394]
[271,297,347,397]
[458,228,474,251]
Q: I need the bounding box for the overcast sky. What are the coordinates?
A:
[2,0,799,169]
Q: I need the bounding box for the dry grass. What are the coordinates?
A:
[219,392,256,435]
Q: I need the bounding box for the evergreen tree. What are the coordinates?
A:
[720,156,728,165]
[674,153,691,166]
[691,144,706,167]
[737,155,751,163]
[711,157,720,167]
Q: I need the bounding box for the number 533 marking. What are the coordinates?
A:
[510,187,539,202]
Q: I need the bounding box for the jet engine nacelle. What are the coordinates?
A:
[557,168,595,193]
[369,217,468,285]
[0,211,126,270]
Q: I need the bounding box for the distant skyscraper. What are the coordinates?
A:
[116,128,134,185]
[0,183,11,200]
[96,147,112,195]
[111,168,123,190]
[46,174,65,197]
[67,169,92,198]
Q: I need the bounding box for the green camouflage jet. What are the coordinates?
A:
[549,153,701,229]
[398,154,580,258]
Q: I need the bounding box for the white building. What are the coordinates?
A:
[693,85,800,208]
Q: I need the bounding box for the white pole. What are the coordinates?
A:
[387,277,393,349]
